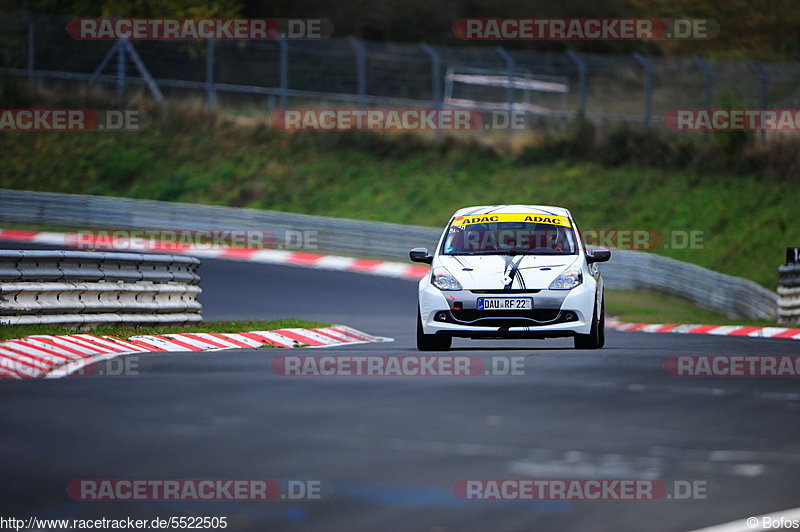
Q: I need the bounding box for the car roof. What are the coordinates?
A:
[451,205,572,218]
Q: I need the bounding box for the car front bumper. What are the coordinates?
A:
[419,281,596,338]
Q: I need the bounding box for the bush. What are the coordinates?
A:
[517,115,798,182]
[517,117,594,163]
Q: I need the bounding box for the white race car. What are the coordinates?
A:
[411,205,610,351]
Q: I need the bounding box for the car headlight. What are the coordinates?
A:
[549,268,583,290]
[431,266,462,291]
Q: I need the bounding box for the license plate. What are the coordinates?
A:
[477,298,532,311]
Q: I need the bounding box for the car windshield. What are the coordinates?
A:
[441,216,579,255]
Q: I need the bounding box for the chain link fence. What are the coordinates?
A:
[2,12,799,131]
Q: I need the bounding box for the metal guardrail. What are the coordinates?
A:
[0,250,200,283]
[0,248,202,326]
[0,189,439,260]
[778,263,800,325]
[601,250,777,320]
[0,189,778,320]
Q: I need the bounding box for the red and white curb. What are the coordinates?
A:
[607,317,800,341]
[4,228,795,342]
[0,228,430,280]
[0,326,392,379]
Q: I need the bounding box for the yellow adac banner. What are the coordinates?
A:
[451,213,572,228]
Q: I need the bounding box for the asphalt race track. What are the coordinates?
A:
[1,241,800,531]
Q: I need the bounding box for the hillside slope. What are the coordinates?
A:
[0,117,796,289]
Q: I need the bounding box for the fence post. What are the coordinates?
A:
[206,39,216,110]
[567,50,586,117]
[633,53,652,129]
[749,59,768,143]
[495,46,515,113]
[124,42,163,103]
[279,38,288,109]
[116,39,126,106]
[420,43,442,137]
[88,41,120,88]
[496,46,515,137]
[21,12,35,91]
[347,36,366,110]
[566,50,586,119]
[692,55,713,109]
[693,55,713,139]
[444,66,454,106]
[419,43,441,112]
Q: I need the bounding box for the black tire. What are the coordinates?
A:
[417,308,452,351]
[574,298,605,349]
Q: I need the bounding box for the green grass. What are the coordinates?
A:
[0,319,330,342]
[606,290,779,327]
[0,114,796,290]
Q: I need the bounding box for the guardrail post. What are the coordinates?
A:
[749,59,768,143]
[778,247,800,325]
[21,12,35,91]
[347,36,366,110]
[116,39,126,106]
[279,37,288,109]
[633,53,653,129]
[206,38,216,110]
[693,55,713,139]
[566,50,586,118]
[496,46,515,137]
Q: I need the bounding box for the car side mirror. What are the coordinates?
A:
[586,248,611,264]
[409,247,433,264]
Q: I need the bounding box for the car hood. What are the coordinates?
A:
[437,254,579,290]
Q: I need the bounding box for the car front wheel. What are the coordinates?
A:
[417,307,452,351]
[574,298,605,349]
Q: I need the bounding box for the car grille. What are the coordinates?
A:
[469,289,541,294]
[449,309,563,326]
